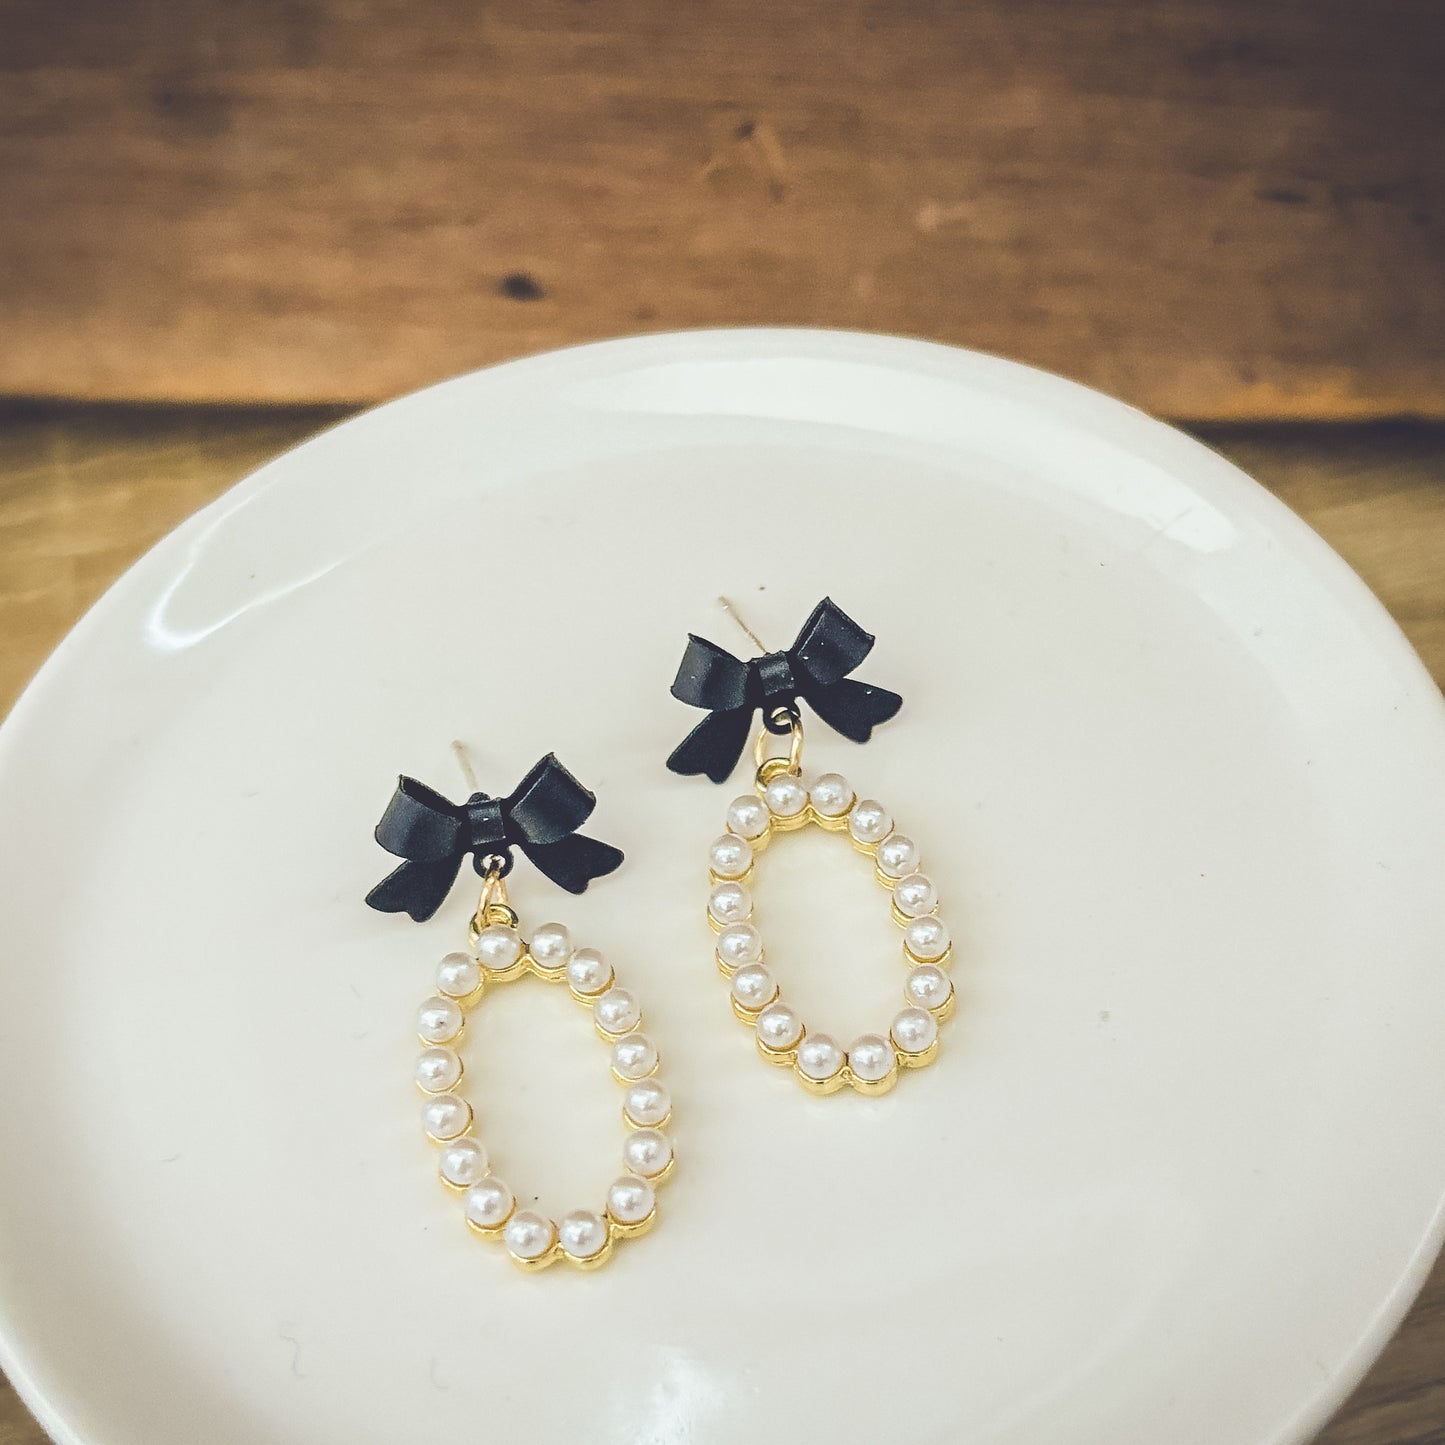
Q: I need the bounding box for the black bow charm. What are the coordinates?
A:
[365,753,623,921]
[666,597,903,783]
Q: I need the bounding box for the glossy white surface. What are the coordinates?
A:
[1,330,1444,1445]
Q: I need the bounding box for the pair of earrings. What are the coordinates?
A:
[367,598,955,1272]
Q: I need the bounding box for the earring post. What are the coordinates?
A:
[717,595,770,654]
[451,739,481,794]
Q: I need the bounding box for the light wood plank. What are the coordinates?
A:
[0,403,344,710]
[1199,423,1445,687]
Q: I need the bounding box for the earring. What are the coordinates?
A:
[667,597,953,1096]
[366,747,673,1271]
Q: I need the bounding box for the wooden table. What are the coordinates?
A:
[0,404,1442,1443]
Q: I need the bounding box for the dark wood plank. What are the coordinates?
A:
[0,407,1442,1443]
[0,1,1441,418]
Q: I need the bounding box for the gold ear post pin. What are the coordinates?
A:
[720,595,799,742]
[451,739,481,794]
[717,595,769,654]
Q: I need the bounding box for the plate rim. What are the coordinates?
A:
[1,325,1443,1445]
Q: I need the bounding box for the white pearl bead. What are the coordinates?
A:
[623,1078,672,1127]
[420,1093,471,1140]
[417,996,463,1044]
[715,921,763,970]
[438,1136,489,1187]
[610,1033,659,1081]
[730,963,777,1012]
[905,915,951,962]
[436,951,481,998]
[708,881,752,926]
[475,924,523,973]
[463,1176,514,1230]
[848,1033,895,1082]
[708,832,753,880]
[415,1045,462,1093]
[849,799,893,846]
[528,921,571,967]
[893,872,938,918]
[756,1000,803,1050]
[796,1032,844,1081]
[559,1208,609,1260]
[876,833,921,879]
[607,1174,655,1226]
[763,773,809,818]
[892,1006,939,1055]
[623,1128,673,1179]
[905,964,953,1010]
[593,987,641,1036]
[504,1209,555,1261]
[726,794,771,840]
[809,772,854,817]
[566,946,613,997]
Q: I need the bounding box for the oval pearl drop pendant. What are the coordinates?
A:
[415,888,673,1271]
[707,744,955,1096]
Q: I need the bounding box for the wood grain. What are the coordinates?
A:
[0,1,1442,418]
[0,407,1443,1443]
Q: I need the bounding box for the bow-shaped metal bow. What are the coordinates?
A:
[666,597,903,782]
[365,753,624,921]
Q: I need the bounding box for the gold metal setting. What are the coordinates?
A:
[416,898,672,1272]
[609,1057,660,1086]
[468,864,519,945]
[707,720,956,1096]
[605,1203,658,1241]
[754,707,805,783]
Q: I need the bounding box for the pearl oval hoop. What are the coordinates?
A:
[707,768,955,1095]
[415,918,673,1270]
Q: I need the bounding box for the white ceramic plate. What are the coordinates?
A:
[2,330,1444,1445]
